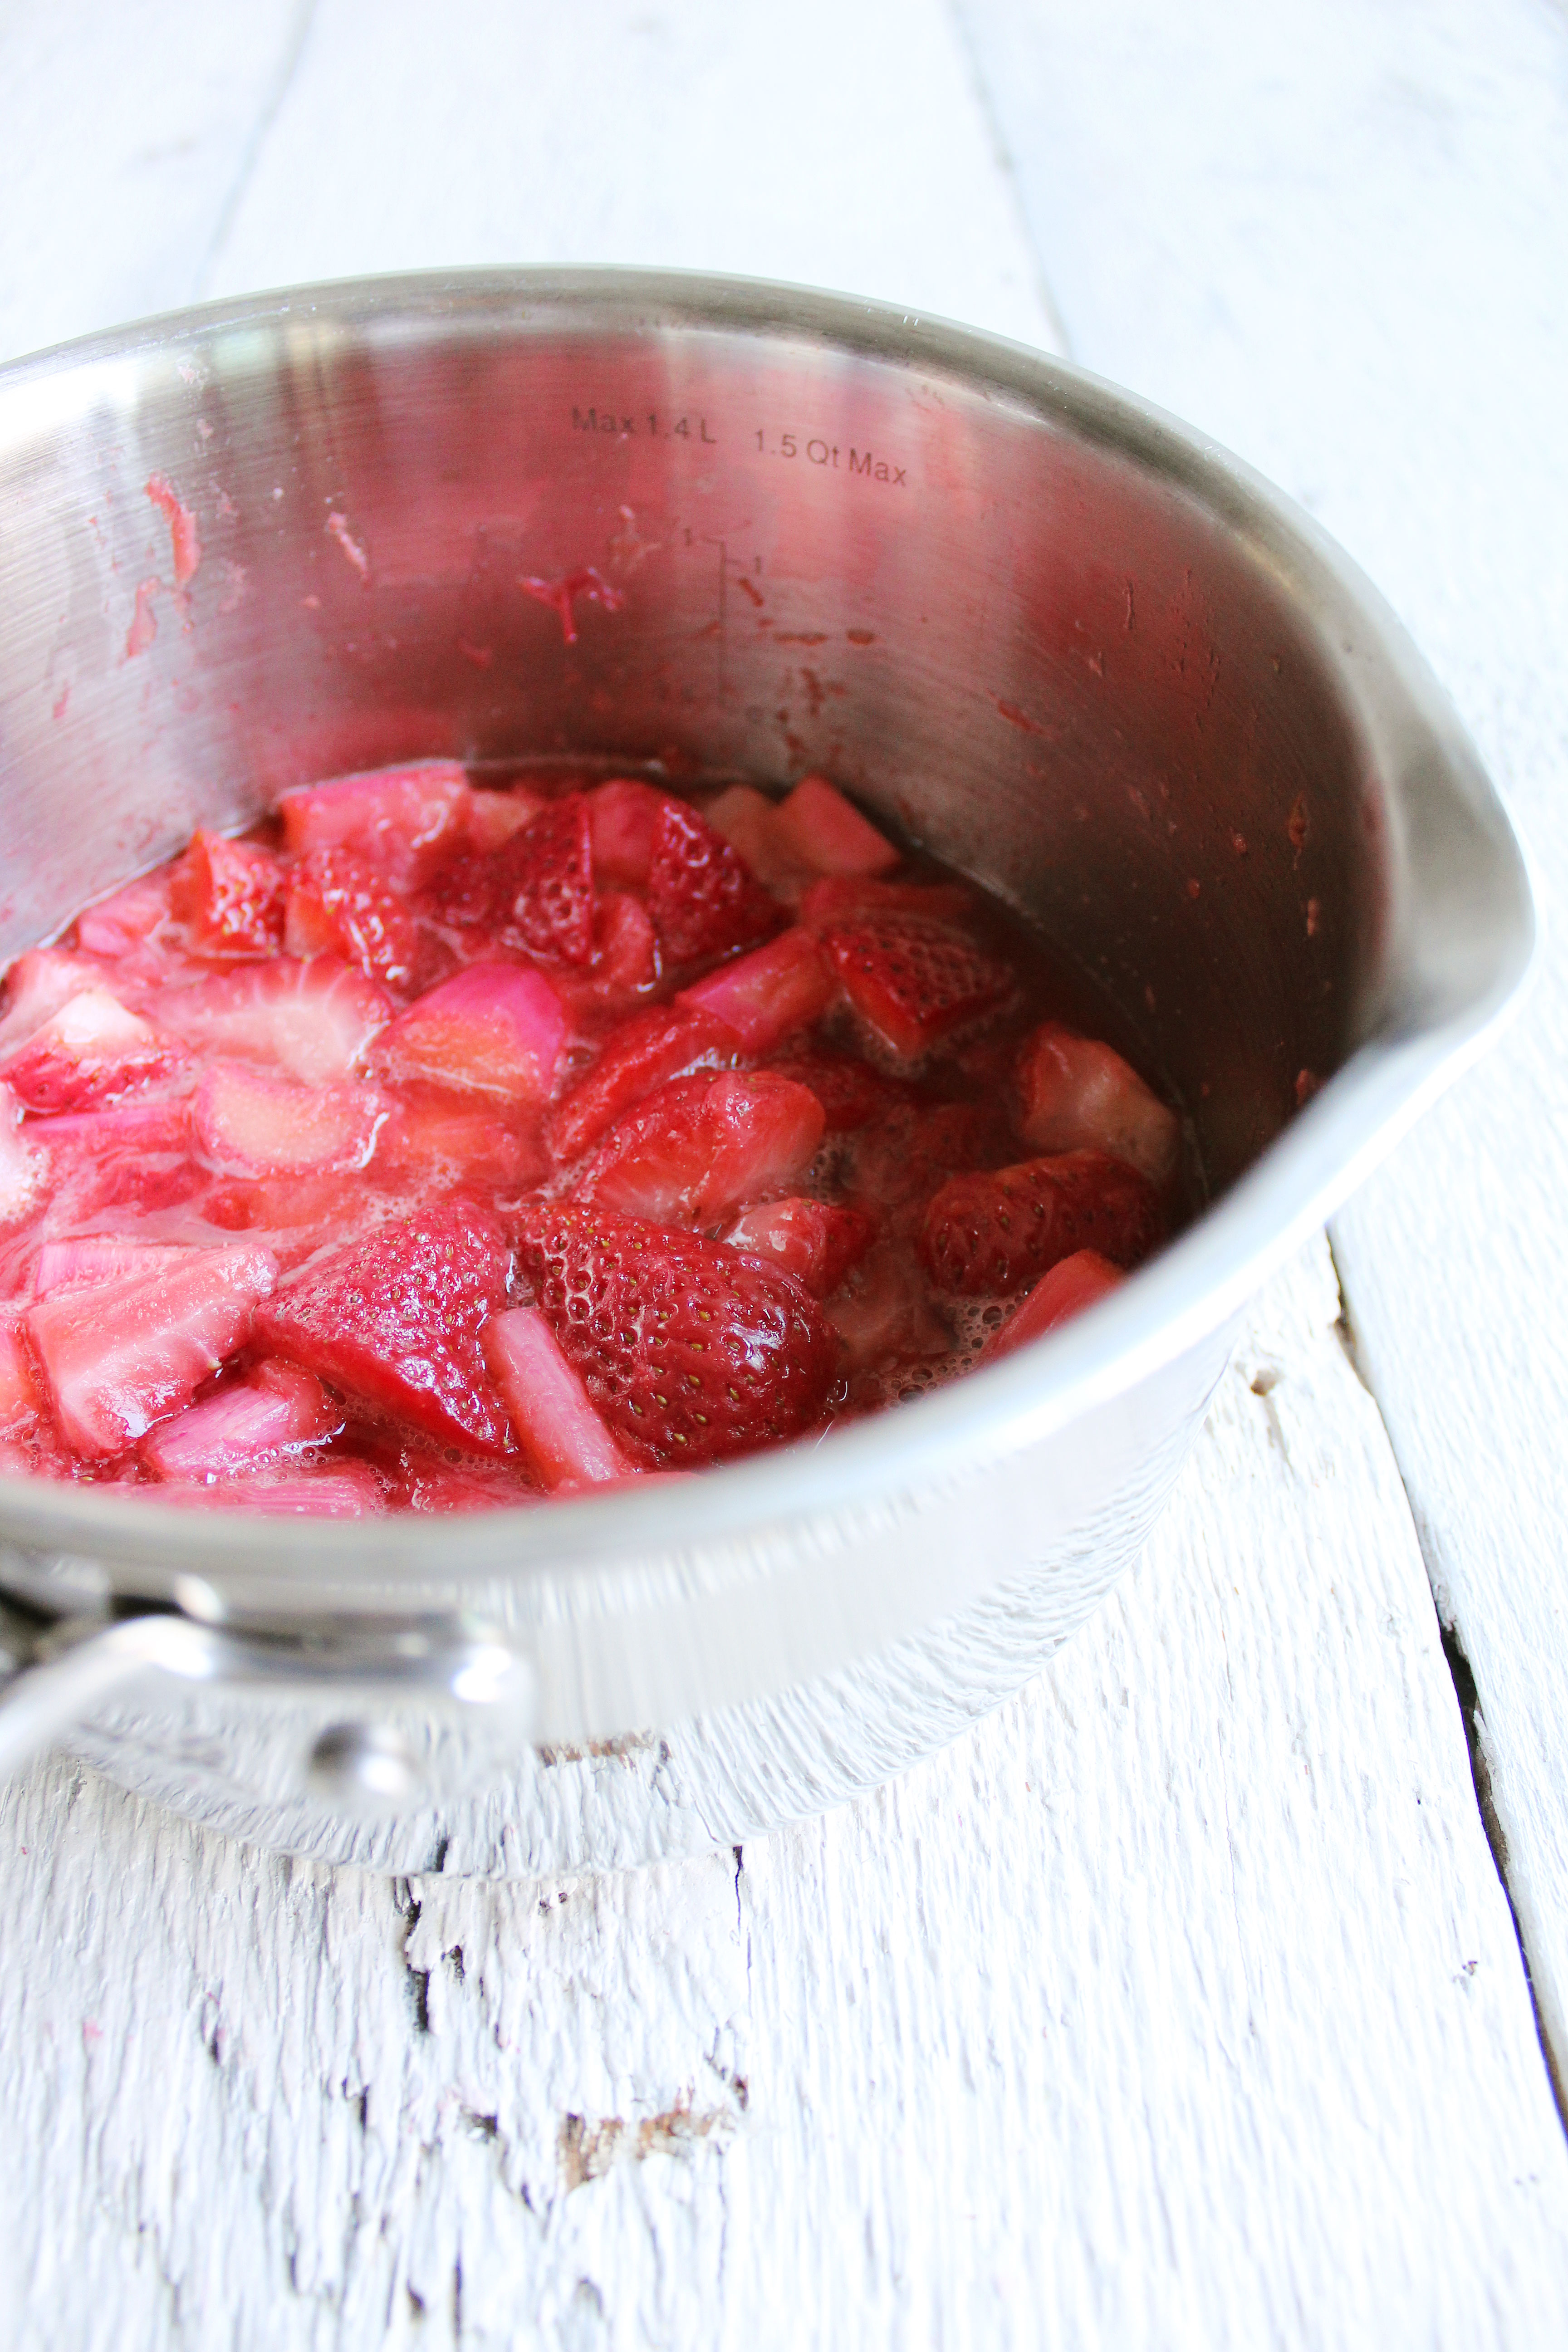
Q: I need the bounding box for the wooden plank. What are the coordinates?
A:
[4,1244,1566,2346]
[951,0,1568,2082]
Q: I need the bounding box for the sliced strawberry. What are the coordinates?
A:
[75,874,174,959]
[283,847,421,990]
[582,1072,825,1227]
[141,1360,340,1480]
[0,949,113,1059]
[724,1197,873,1297]
[467,784,545,853]
[766,1050,905,1132]
[799,875,977,932]
[193,1062,385,1178]
[919,1150,1162,1296]
[823,915,1012,1061]
[1,988,178,1112]
[153,956,392,1084]
[169,829,287,959]
[0,1318,40,1434]
[278,760,471,887]
[34,1238,192,1295]
[159,1463,386,1516]
[482,1304,632,1489]
[588,778,667,886]
[644,797,784,963]
[1014,1020,1181,1190]
[983,1250,1124,1364]
[676,927,833,1055]
[369,963,565,1102]
[26,1241,279,1457]
[546,1005,739,1165]
[490,794,596,966]
[512,1200,835,1464]
[773,776,900,878]
[375,1084,548,1193]
[255,1200,512,1453]
[702,785,813,895]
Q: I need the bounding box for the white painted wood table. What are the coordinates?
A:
[4,4,1568,2343]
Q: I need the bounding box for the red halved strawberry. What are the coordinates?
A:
[492,794,596,966]
[169,829,287,959]
[546,1005,740,1166]
[1,989,179,1112]
[823,915,1013,1061]
[140,1359,340,1480]
[580,1070,826,1228]
[676,927,833,1055]
[255,1200,513,1453]
[284,847,421,991]
[1014,1020,1181,1190]
[644,797,784,964]
[153,956,393,1084]
[919,1150,1161,1295]
[279,760,472,887]
[982,1250,1124,1364]
[26,1241,279,1456]
[193,1062,386,1178]
[512,1199,835,1465]
[724,1197,873,1296]
[482,1304,632,1489]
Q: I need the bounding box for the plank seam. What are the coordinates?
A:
[943,0,1073,355]
[191,0,320,302]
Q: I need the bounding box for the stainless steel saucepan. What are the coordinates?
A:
[0,270,1532,1874]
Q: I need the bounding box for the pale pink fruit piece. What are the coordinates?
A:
[370,962,565,1101]
[0,1319,39,1434]
[826,1243,949,1368]
[0,949,110,1058]
[75,874,174,958]
[773,776,899,877]
[0,1085,45,1228]
[483,1305,632,1489]
[154,957,392,1085]
[1014,1020,1181,1189]
[194,1062,385,1178]
[704,784,813,894]
[677,927,833,1055]
[34,1238,192,1296]
[467,785,545,852]
[26,1241,279,1457]
[375,1086,548,1192]
[141,1359,339,1480]
[587,778,667,885]
[798,876,976,932]
[0,988,176,1112]
[278,760,472,887]
[158,1463,385,1516]
[982,1250,1124,1364]
[582,1070,825,1227]
[723,1197,874,1297]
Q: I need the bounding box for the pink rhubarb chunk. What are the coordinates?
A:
[369,962,565,1102]
[141,1360,339,1480]
[279,760,472,887]
[1014,1020,1182,1190]
[773,776,900,877]
[160,1463,385,1515]
[154,957,392,1085]
[194,1062,385,1177]
[25,1242,279,1457]
[677,927,833,1056]
[483,1305,632,1489]
[34,1239,192,1296]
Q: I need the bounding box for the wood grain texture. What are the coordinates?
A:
[952,0,1568,2080]
[5,1243,1566,2347]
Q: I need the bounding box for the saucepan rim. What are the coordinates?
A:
[0,266,1537,1594]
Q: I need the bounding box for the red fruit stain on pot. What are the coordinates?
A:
[144,475,202,588]
[519,566,625,646]
[326,511,370,582]
[124,578,161,659]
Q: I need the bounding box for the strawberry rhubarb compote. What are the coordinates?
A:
[0,763,1184,1514]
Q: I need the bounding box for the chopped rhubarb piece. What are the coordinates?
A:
[703,785,812,894]
[645,797,784,963]
[724,1197,874,1296]
[467,785,545,852]
[919,1150,1162,1296]
[279,760,472,887]
[482,1305,632,1489]
[193,1062,385,1178]
[823,915,1012,1061]
[283,847,421,990]
[154,956,392,1085]
[588,778,667,886]
[513,1200,835,1464]
[255,1201,512,1454]
[370,963,565,1102]
[1014,1020,1182,1190]
[545,1005,738,1165]
[0,950,129,1059]
[799,875,977,931]
[161,1464,385,1515]
[169,829,287,958]
[1,989,176,1112]
[491,794,596,966]
[34,1238,191,1295]
[26,1242,278,1456]
[76,874,173,959]
[0,1319,39,1434]
[0,1086,45,1228]
[583,1070,825,1228]
[773,776,900,877]
[983,1250,1124,1364]
[141,1359,338,1480]
[376,1085,548,1192]
[677,928,833,1056]
[395,1455,542,1512]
